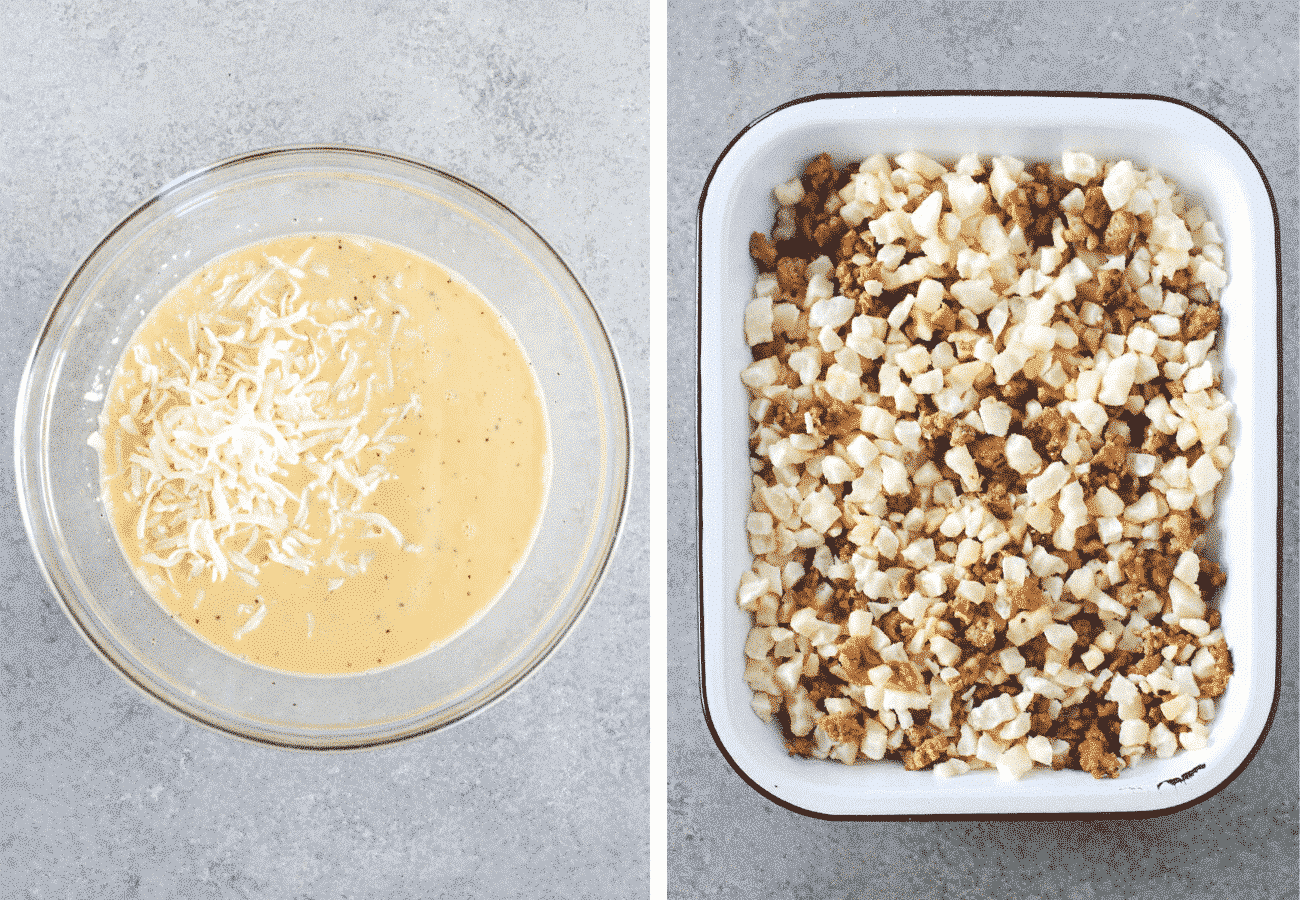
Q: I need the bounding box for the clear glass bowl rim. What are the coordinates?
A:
[15,144,632,749]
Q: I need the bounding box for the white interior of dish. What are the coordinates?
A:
[699,95,1278,816]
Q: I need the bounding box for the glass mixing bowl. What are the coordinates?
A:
[16,146,630,749]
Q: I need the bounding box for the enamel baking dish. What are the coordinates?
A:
[697,93,1280,817]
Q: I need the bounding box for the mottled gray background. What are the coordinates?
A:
[1,2,648,897]
[668,2,1297,898]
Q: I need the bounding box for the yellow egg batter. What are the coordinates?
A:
[94,233,549,674]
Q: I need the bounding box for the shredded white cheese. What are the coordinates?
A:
[95,249,423,588]
[233,600,268,640]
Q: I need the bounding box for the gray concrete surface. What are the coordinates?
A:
[0,2,648,897]
[668,2,1298,898]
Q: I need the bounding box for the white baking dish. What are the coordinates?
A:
[697,93,1280,817]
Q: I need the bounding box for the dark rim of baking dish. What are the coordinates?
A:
[17,144,632,751]
[694,91,1282,820]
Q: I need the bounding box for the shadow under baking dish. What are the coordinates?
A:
[697,92,1280,818]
